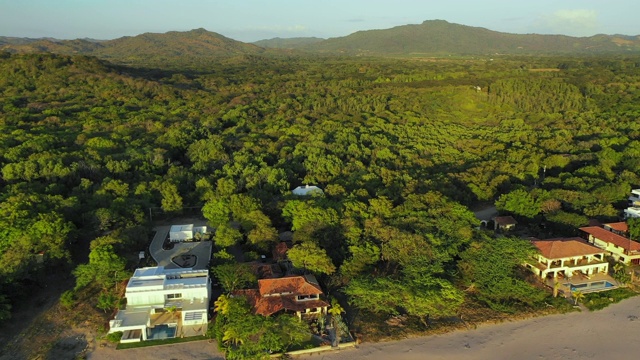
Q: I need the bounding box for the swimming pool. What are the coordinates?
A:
[148,324,177,340]
[569,281,615,292]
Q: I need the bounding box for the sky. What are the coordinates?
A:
[1,0,639,42]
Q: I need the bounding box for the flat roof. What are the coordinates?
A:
[133,266,165,277]
[128,278,165,289]
[182,298,209,312]
[112,308,150,328]
[170,224,194,232]
[127,267,209,292]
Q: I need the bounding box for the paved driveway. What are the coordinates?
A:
[149,223,213,270]
[473,205,497,222]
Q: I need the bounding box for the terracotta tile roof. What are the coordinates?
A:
[234,289,286,316]
[258,275,322,297]
[494,216,517,226]
[603,222,629,233]
[580,226,640,252]
[233,276,329,317]
[532,237,604,259]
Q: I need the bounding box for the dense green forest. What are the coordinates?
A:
[1,51,640,329]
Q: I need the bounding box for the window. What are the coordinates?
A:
[166,293,182,299]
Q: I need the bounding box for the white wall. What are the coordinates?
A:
[127,287,208,307]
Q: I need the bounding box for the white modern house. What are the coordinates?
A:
[292,185,323,196]
[108,266,210,342]
[624,189,640,219]
[169,224,207,242]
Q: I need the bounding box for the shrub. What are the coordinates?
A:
[106,331,123,343]
[583,288,638,311]
[60,290,76,309]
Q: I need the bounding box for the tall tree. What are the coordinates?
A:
[458,236,546,311]
[213,263,257,293]
[287,242,336,275]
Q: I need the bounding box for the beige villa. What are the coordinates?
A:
[525,237,609,280]
[580,224,640,265]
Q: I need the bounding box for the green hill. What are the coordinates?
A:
[0,28,264,62]
[304,20,640,55]
[2,21,640,60]
[252,37,324,49]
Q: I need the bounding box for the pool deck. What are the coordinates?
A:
[545,272,620,296]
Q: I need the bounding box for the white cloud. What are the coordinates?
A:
[535,9,599,36]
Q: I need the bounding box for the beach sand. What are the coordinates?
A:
[308,297,640,360]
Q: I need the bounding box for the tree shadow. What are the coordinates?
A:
[45,334,88,360]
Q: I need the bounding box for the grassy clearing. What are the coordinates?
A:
[116,335,210,350]
[582,288,639,311]
[285,334,322,351]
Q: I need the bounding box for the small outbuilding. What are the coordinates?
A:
[292,185,323,196]
[169,224,207,242]
[493,216,518,231]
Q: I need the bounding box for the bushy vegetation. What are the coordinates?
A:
[582,288,639,311]
[213,295,310,358]
[1,52,640,335]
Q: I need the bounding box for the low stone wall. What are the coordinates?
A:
[272,341,357,358]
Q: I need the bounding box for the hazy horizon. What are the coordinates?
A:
[1,0,639,43]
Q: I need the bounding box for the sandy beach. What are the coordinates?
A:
[307,297,640,360]
[87,296,640,360]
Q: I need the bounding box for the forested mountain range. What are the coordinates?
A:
[301,20,640,55]
[2,20,640,357]
[0,28,264,63]
[252,37,325,49]
[2,20,640,63]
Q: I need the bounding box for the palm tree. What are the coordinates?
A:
[328,299,345,347]
[572,290,585,306]
[614,262,624,274]
[167,305,179,320]
[222,328,244,346]
[214,294,230,315]
[553,281,560,298]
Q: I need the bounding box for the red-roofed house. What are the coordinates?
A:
[580,226,640,265]
[234,275,329,318]
[525,238,608,280]
[603,222,629,236]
